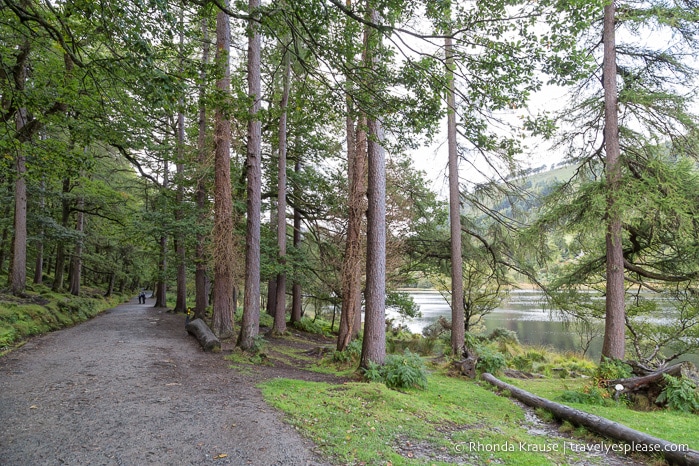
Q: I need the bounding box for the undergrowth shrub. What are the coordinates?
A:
[363,349,428,390]
[475,345,507,375]
[333,339,362,364]
[294,317,331,336]
[594,357,632,386]
[560,386,613,406]
[657,374,699,413]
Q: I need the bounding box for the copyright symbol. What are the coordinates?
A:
[454,443,463,453]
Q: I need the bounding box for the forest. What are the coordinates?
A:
[2,0,699,379]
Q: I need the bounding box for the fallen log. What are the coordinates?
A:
[609,363,685,392]
[185,318,221,352]
[608,362,699,408]
[482,372,699,466]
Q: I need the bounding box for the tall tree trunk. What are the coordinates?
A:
[174,99,187,308]
[239,0,263,350]
[602,1,625,361]
[9,106,29,294]
[291,157,303,324]
[33,179,45,284]
[211,1,236,339]
[360,5,386,369]
[338,112,366,351]
[446,35,465,356]
[0,204,10,273]
[272,48,291,335]
[154,161,168,308]
[173,13,187,314]
[195,14,211,321]
[53,178,71,292]
[266,205,277,316]
[69,195,84,296]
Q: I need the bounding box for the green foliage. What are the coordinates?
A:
[332,339,362,364]
[560,386,613,407]
[594,358,632,386]
[362,350,428,390]
[294,317,332,336]
[475,345,507,375]
[385,291,421,320]
[657,375,699,413]
[0,289,125,348]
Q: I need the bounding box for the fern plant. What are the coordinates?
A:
[362,350,428,390]
[657,374,699,413]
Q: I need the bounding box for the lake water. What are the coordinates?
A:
[388,289,699,365]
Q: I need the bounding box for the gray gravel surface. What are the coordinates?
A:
[0,298,327,466]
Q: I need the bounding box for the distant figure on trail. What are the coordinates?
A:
[138,290,146,304]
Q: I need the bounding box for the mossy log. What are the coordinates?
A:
[611,362,696,390]
[609,362,699,407]
[185,318,221,352]
[482,372,699,466]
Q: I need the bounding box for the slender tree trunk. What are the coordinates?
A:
[239,0,262,350]
[0,214,9,274]
[105,272,115,297]
[211,1,236,339]
[69,195,84,296]
[266,205,277,316]
[290,158,303,324]
[360,5,386,369]
[154,162,168,308]
[601,2,625,361]
[272,49,291,335]
[33,179,45,284]
[53,178,71,292]
[174,83,187,312]
[446,35,465,355]
[195,14,211,320]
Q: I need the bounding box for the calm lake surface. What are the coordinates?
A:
[390,289,699,365]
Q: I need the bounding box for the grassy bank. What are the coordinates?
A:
[0,284,130,352]
[247,320,698,466]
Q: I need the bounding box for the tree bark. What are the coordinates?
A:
[174,115,187,313]
[53,178,71,292]
[33,179,45,284]
[291,158,303,324]
[272,48,291,335]
[68,195,84,296]
[195,13,211,321]
[446,34,465,356]
[154,158,168,308]
[9,115,28,295]
[239,0,263,350]
[602,1,625,361]
[482,373,699,466]
[360,5,386,369]
[339,113,366,351]
[266,205,277,316]
[211,1,236,339]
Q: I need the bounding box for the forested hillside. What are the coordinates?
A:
[2,0,699,371]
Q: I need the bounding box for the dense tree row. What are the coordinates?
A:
[2,0,698,369]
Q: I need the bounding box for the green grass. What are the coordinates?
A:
[260,373,613,466]
[504,377,699,450]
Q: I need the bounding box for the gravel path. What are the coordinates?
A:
[0,298,326,466]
